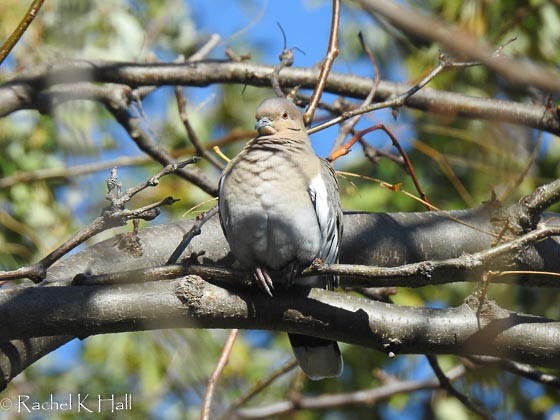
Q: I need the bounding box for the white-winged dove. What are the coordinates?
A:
[218,97,343,380]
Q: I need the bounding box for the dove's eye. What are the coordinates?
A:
[281,111,289,119]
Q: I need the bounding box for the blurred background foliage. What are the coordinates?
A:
[0,0,559,418]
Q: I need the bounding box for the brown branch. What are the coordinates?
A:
[221,359,298,418]
[426,355,491,419]
[308,51,490,135]
[0,162,194,283]
[107,104,218,196]
[467,356,560,389]
[303,0,340,125]
[357,0,560,93]
[0,0,45,65]
[1,62,558,135]
[235,365,466,417]
[329,124,432,210]
[305,224,560,287]
[330,31,380,153]
[175,88,224,170]
[166,205,219,264]
[518,178,560,230]
[201,329,239,420]
[379,124,431,210]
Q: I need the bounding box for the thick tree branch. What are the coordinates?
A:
[1,61,558,135]
[1,278,558,370]
[2,206,560,389]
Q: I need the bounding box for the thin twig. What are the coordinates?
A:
[303,0,340,125]
[330,31,380,153]
[118,158,199,205]
[201,329,240,420]
[0,163,195,283]
[166,205,219,264]
[519,177,560,229]
[0,130,252,190]
[0,0,45,65]
[426,355,491,419]
[308,51,493,135]
[175,88,224,170]
[235,365,466,418]
[189,34,221,62]
[467,356,560,389]
[271,23,296,98]
[329,124,431,210]
[220,359,298,419]
[107,105,218,196]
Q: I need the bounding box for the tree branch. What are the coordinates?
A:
[1,277,559,369]
[236,365,467,417]
[0,0,45,65]
[201,329,239,420]
[1,62,558,135]
[2,205,560,389]
[303,0,340,125]
[356,0,560,93]
[467,356,560,389]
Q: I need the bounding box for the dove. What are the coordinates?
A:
[218,97,343,380]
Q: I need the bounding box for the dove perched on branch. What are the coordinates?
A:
[218,97,343,380]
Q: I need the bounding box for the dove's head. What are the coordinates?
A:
[255,98,305,136]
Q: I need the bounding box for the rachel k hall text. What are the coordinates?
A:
[0,393,132,413]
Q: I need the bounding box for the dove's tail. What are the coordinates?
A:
[288,333,343,380]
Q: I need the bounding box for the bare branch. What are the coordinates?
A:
[467,356,560,389]
[201,329,239,420]
[303,0,340,125]
[0,163,193,282]
[0,336,73,392]
[330,31,380,153]
[518,178,560,230]
[308,51,497,135]
[0,0,45,65]
[306,224,560,288]
[1,62,558,135]
[426,355,491,419]
[175,88,224,170]
[357,0,560,93]
[2,278,560,368]
[235,365,467,417]
[107,104,218,196]
[221,359,298,418]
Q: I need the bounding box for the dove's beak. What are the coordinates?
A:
[255,117,276,136]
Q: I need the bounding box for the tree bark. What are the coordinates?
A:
[1,205,560,390]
